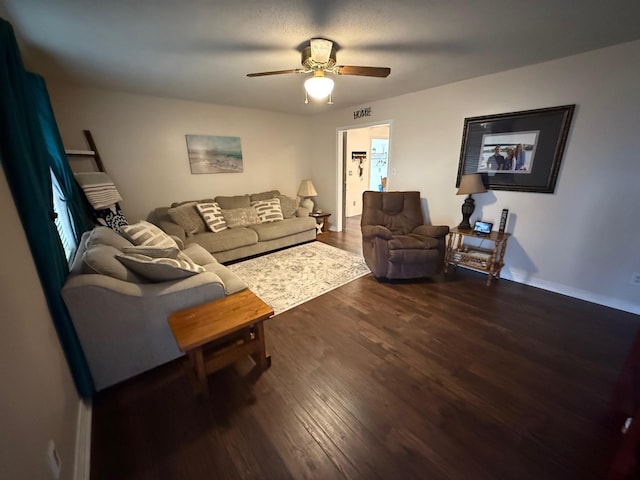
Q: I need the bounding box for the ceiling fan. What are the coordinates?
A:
[246,38,391,104]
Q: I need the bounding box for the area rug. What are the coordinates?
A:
[226,242,370,315]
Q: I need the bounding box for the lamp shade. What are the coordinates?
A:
[456,173,487,195]
[304,73,334,99]
[297,179,318,197]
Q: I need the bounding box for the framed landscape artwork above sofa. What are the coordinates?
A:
[185,134,244,174]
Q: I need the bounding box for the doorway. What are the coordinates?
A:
[337,122,391,232]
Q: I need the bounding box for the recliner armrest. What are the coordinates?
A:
[362,225,393,240]
[412,225,450,239]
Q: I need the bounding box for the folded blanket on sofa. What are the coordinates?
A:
[75,172,123,210]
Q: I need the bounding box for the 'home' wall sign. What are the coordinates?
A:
[353,107,372,119]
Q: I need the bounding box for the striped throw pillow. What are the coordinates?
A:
[115,253,205,282]
[121,220,179,249]
[251,198,284,223]
[196,202,227,233]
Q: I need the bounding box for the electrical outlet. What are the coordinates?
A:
[47,440,61,479]
[631,272,640,285]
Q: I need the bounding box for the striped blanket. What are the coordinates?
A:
[75,172,123,210]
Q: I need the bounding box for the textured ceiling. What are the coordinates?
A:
[3,0,640,115]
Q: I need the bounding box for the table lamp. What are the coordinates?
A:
[456,173,486,230]
[297,179,318,212]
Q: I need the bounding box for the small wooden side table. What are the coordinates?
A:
[444,226,511,286]
[309,211,331,235]
[168,289,273,398]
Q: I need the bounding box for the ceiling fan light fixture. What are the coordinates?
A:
[310,38,333,64]
[304,71,334,100]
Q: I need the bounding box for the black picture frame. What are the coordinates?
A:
[456,105,575,193]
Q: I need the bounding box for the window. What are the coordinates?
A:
[50,169,77,261]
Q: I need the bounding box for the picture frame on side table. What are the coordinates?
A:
[456,105,575,193]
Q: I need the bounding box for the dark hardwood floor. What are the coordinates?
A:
[91,216,639,479]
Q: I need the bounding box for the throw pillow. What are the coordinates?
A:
[221,207,261,228]
[167,202,206,236]
[250,190,280,202]
[276,194,298,219]
[95,203,129,234]
[214,194,250,210]
[251,198,284,223]
[122,245,180,258]
[116,253,205,282]
[196,202,227,233]
[82,244,144,283]
[121,221,179,249]
[87,226,134,250]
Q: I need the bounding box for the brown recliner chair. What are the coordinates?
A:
[361,191,449,280]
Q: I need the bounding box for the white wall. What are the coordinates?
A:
[310,40,640,314]
[47,85,313,222]
[0,166,82,480]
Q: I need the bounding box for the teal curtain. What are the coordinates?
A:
[0,18,94,396]
[27,73,93,240]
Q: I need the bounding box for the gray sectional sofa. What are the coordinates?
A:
[62,189,318,391]
[62,226,248,391]
[148,190,317,263]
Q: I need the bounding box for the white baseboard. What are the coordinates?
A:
[503,269,640,315]
[73,398,92,480]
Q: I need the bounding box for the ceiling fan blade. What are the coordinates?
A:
[246,69,303,77]
[336,65,391,77]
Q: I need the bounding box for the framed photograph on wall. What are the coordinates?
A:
[456,105,575,193]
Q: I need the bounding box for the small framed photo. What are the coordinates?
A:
[456,105,575,193]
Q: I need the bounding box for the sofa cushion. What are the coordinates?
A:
[222,207,261,228]
[121,221,180,249]
[187,228,258,253]
[87,226,134,250]
[182,243,218,266]
[196,202,227,233]
[388,234,440,250]
[121,245,180,258]
[171,199,215,208]
[116,253,205,282]
[204,263,247,295]
[250,190,280,202]
[167,202,206,236]
[276,194,298,219]
[249,216,316,242]
[82,244,144,283]
[251,198,284,223]
[214,194,250,210]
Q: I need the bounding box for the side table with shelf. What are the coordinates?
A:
[309,211,331,235]
[444,227,510,286]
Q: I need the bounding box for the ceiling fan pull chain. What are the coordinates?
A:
[304,90,309,104]
[328,92,333,105]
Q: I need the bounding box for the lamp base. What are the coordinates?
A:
[458,195,475,230]
[300,197,315,212]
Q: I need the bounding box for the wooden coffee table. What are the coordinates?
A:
[168,289,274,398]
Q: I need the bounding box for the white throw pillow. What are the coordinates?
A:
[196,202,228,233]
[121,221,179,249]
[251,198,284,223]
